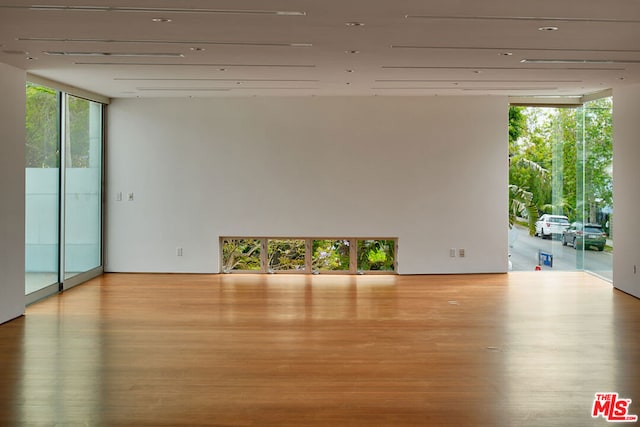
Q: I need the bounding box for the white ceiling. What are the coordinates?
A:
[1,0,639,99]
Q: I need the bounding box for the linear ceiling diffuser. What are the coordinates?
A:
[1,5,306,15]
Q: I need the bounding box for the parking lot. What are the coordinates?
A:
[509,225,613,281]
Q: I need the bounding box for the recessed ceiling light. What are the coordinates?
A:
[499,52,513,56]
[190,47,205,52]
[152,18,172,22]
[345,50,359,54]
[345,22,365,27]
[538,26,559,31]
[345,69,354,73]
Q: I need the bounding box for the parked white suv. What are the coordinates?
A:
[535,214,570,239]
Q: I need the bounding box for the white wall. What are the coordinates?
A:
[107,96,509,274]
[0,63,26,323]
[613,85,640,298]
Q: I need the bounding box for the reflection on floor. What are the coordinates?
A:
[2,272,638,427]
[25,272,57,295]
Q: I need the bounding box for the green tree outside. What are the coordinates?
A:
[508,98,612,237]
[26,83,59,168]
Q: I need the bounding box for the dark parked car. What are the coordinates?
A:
[562,222,606,251]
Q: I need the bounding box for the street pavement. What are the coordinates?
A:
[509,225,613,281]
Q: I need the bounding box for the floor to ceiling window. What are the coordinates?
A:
[25,82,105,302]
[575,97,613,279]
[63,94,103,280]
[508,96,613,280]
[25,83,60,295]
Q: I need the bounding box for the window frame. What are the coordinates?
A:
[220,237,398,275]
[25,78,107,304]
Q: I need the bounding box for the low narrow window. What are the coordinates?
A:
[357,240,396,272]
[221,238,262,273]
[220,237,397,274]
[312,239,351,272]
[268,239,306,272]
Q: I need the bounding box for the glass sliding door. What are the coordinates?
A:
[63,94,103,283]
[25,83,105,301]
[25,84,60,296]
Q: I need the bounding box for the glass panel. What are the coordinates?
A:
[508,102,613,278]
[511,107,576,271]
[64,95,102,280]
[25,83,60,294]
[312,239,350,272]
[221,238,262,272]
[268,239,306,272]
[357,240,395,272]
[576,97,613,280]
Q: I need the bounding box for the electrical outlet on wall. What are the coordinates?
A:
[458,248,465,258]
[450,248,456,257]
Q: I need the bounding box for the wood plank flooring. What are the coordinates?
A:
[0,272,638,426]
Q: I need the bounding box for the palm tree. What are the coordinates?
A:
[509,150,549,236]
[508,106,550,236]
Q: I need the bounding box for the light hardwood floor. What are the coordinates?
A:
[1,272,638,426]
